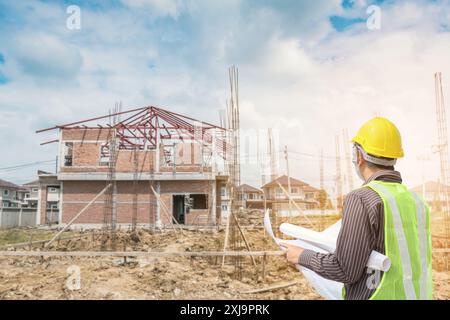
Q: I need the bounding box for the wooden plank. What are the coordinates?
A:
[221,209,231,267]
[232,212,257,267]
[44,184,111,248]
[0,233,92,250]
[150,185,184,236]
[0,250,285,258]
[241,280,299,294]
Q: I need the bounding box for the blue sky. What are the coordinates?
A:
[1,0,450,195]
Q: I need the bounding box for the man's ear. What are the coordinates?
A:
[357,150,365,166]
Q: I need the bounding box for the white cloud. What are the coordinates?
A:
[12,33,82,80]
[0,0,450,196]
[121,0,184,18]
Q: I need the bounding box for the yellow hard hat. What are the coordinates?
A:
[351,117,404,159]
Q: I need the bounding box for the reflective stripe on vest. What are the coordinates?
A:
[411,192,428,300]
[368,183,417,300]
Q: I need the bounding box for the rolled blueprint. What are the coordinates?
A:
[278,222,391,272]
[264,210,392,300]
[366,250,391,272]
[265,212,391,272]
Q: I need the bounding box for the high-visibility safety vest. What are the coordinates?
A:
[349,180,433,300]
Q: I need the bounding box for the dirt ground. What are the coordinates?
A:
[0,211,448,300]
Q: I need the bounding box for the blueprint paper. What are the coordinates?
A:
[263,210,390,300]
[278,221,391,272]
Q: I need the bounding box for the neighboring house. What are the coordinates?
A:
[262,175,330,214]
[411,181,450,212]
[236,184,264,209]
[22,172,61,225]
[22,180,39,208]
[0,173,64,228]
[0,179,28,208]
[35,106,229,228]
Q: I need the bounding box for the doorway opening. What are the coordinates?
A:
[172,195,185,224]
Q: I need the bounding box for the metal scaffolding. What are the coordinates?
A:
[434,72,450,270]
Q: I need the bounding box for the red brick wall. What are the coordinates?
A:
[185,210,209,224]
[115,150,155,172]
[61,129,209,174]
[160,180,211,193]
[61,143,156,173]
[73,143,100,166]
[62,128,111,141]
[61,180,214,226]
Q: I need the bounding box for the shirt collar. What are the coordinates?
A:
[364,169,402,185]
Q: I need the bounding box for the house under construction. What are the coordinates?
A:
[35,106,230,229]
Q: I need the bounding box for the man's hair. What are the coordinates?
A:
[355,143,395,170]
[365,160,394,171]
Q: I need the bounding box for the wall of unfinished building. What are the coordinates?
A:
[61,180,220,226]
[56,128,225,227]
[60,129,156,173]
[59,128,212,172]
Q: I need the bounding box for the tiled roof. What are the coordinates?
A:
[22,180,39,187]
[237,184,262,193]
[0,179,22,189]
[262,175,319,192]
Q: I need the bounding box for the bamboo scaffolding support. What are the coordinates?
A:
[44,184,112,248]
[231,212,257,267]
[150,185,184,236]
[221,210,231,267]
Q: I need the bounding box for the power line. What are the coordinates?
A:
[240,150,341,160]
[0,160,56,172]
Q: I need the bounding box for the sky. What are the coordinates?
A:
[0,0,450,198]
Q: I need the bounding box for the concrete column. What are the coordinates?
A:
[155,181,162,229]
[112,181,117,229]
[18,208,22,227]
[210,181,216,226]
[155,128,160,173]
[58,181,63,226]
[36,187,42,226]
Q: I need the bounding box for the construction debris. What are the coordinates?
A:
[0,212,448,300]
[241,280,299,294]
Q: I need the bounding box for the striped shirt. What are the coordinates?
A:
[298,169,402,300]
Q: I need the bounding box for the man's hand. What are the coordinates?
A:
[280,243,304,265]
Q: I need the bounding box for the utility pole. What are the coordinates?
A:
[343,129,354,192]
[268,128,277,182]
[284,145,291,218]
[257,130,263,187]
[417,155,430,199]
[335,135,343,214]
[320,148,324,230]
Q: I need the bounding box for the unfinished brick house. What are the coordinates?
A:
[36,106,230,229]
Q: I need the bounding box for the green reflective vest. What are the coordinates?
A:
[352,180,433,300]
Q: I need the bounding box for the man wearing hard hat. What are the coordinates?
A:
[285,117,433,300]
